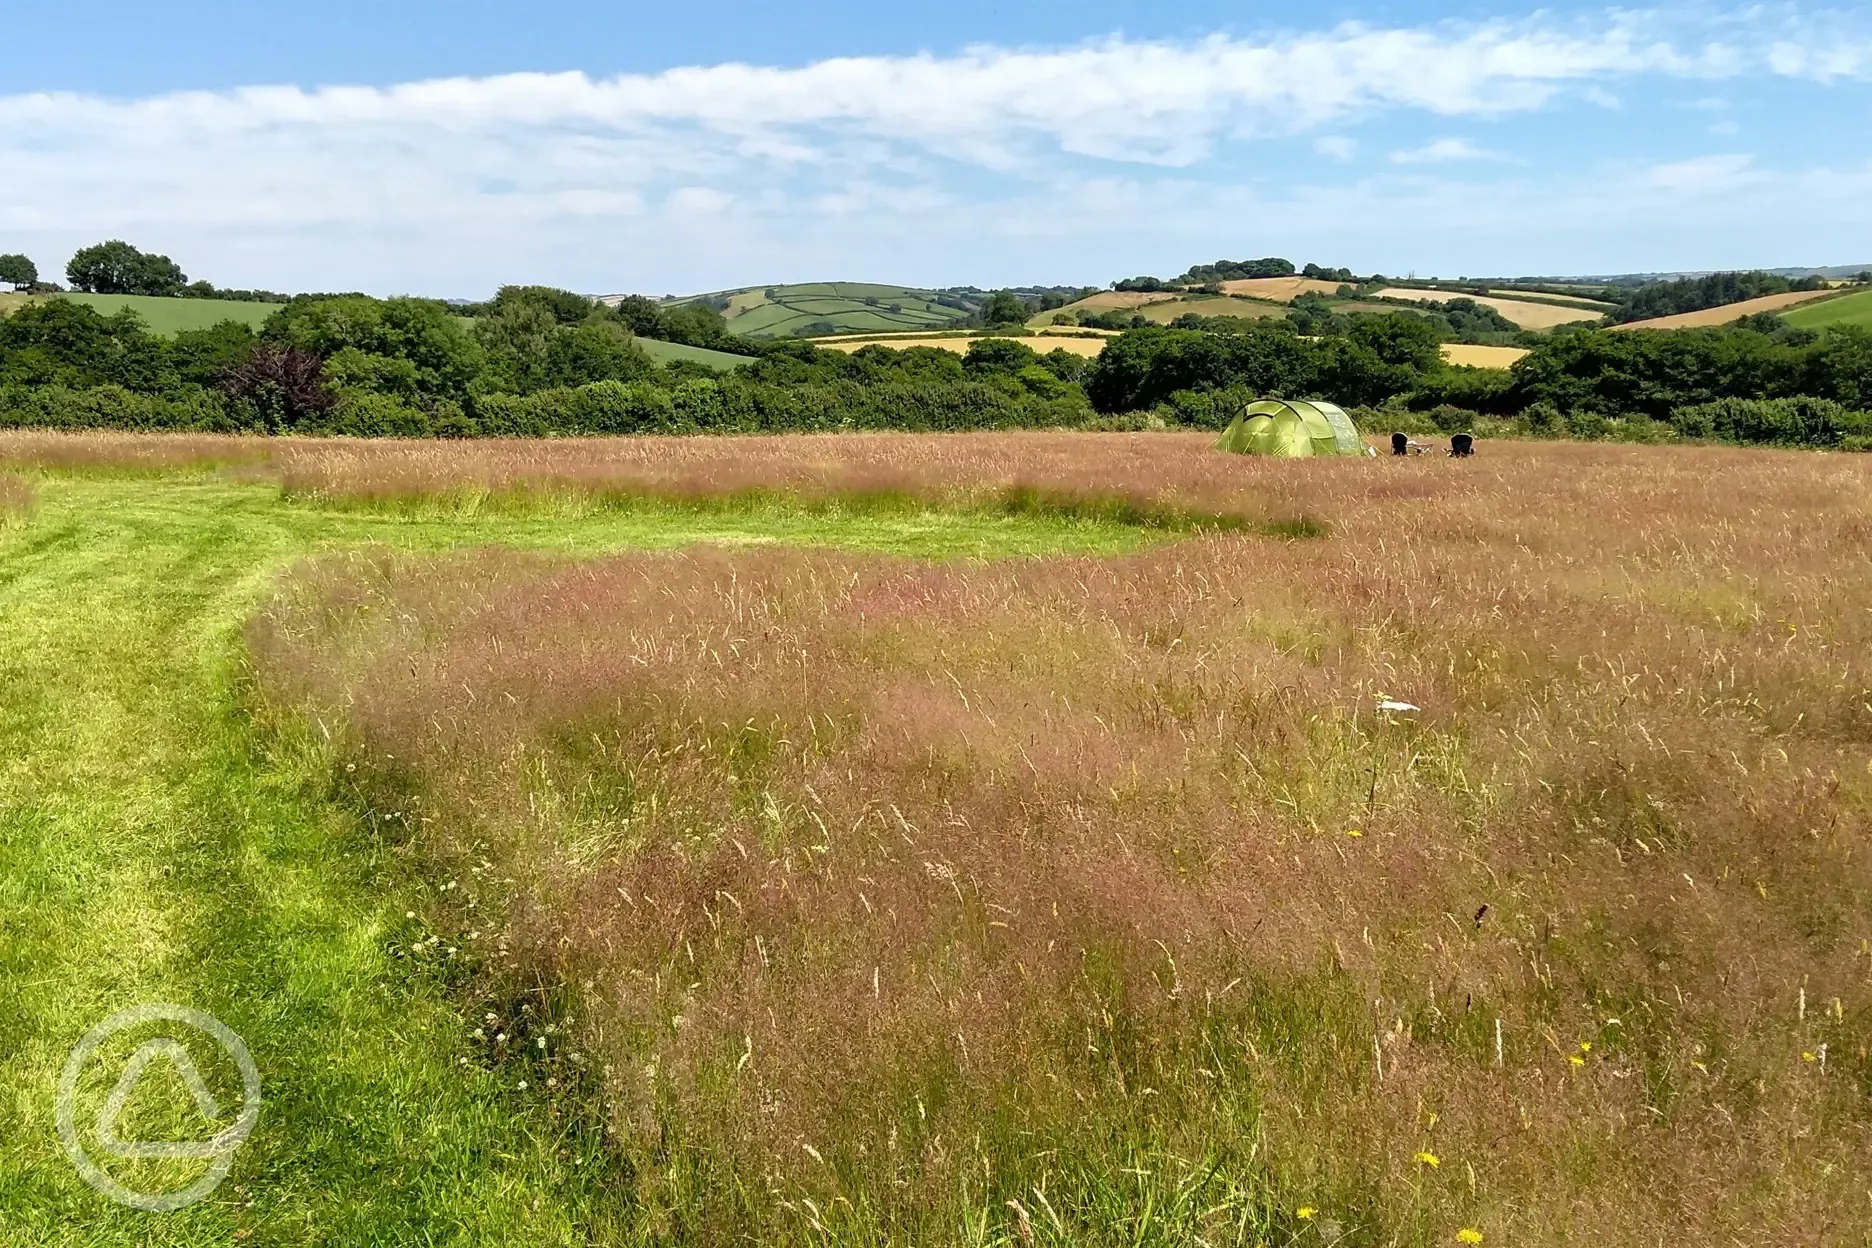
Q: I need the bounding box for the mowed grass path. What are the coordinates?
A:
[0,474,1151,1245]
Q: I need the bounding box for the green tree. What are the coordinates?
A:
[66,241,188,296]
[490,285,596,325]
[543,319,652,389]
[981,290,1029,326]
[169,320,258,386]
[0,254,37,290]
[1348,313,1444,370]
[267,296,484,397]
[962,337,1040,375]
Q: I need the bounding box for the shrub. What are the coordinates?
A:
[1672,396,1866,447]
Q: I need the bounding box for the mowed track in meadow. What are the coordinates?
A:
[0,449,1153,1246]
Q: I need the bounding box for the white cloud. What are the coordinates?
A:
[1389,138,1504,164]
[1643,152,1757,191]
[0,8,1868,292]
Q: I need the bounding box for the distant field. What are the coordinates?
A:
[811,333,1517,369]
[1612,288,1841,330]
[1032,290,1179,325]
[633,337,750,370]
[1780,287,1872,331]
[1216,276,1346,301]
[60,293,283,333]
[814,333,1109,358]
[1373,287,1603,329]
[1134,294,1289,324]
[679,283,969,339]
[1442,343,1530,368]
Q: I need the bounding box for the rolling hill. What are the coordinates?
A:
[1610,288,1842,330]
[662,283,977,339]
[1371,287,1605,329]
[1781,287,1872,331]
[63,293,283,332]
[634,338,750,370]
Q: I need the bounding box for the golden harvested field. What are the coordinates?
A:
[1217,276,1347,301]
[1439,343,1530,368]
[224,432,1872,1245]
[809,334,1524,370]
[1372,287,1606,329]
[1612,288,1844,330]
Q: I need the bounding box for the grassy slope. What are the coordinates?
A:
[1783,287,1872,331]
[0,473,1149,1245]
[705,284,969,338]
[60,294,283,334]
[632,337,751,370]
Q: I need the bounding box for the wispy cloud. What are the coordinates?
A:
[0,7,1867,291]
[1389,138,1505,164]
[1642,152,1758,191]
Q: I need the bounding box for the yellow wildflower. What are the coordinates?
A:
[1578,1041,1592,1053]
[1457,1229,1485,1245]
[1801,1051,1817,1063]
[1568,1055,1585,1067]
[1296,1206,1318,1220]
[1415,1151,1440,1168]
[1345,828,1364,838]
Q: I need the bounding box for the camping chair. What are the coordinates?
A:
[1448,434,1475,457]
[1390,432,1410,456]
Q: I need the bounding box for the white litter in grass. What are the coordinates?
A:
[1377,700,1421,713]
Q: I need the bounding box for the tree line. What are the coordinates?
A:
[2,241,1868,449]
[1609,270,1831,323]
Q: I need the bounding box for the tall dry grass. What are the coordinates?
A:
[0,472,35,522]
[249,439,1872,1245]
[263,431,1339,528]
[0,430,283,473]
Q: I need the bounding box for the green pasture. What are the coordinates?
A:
[0,468,1158,1246]
[61,294,284,334]
[1784,286,1872,331]
[700,282,967,338]
[631,337,750,370]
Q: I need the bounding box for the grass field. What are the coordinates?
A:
[815,332,1111,357]
[2,433,1867,1244]
[632,337,751,370]
[1612,288,1844,331]
[1784,287,1872,331]
[60,294,284,334]
[0,437,1161,1247]
[677,283,971,339]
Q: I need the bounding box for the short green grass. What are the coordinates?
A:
[1783,286,1872,331]
[631,337,751,370]
[0,471,1159,1245]
[59,294,284,335]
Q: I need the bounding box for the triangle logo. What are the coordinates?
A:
[93,1039,235,1160]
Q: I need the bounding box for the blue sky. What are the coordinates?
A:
[2,2,1868,297]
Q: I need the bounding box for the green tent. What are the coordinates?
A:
[1215,399,1365,457]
